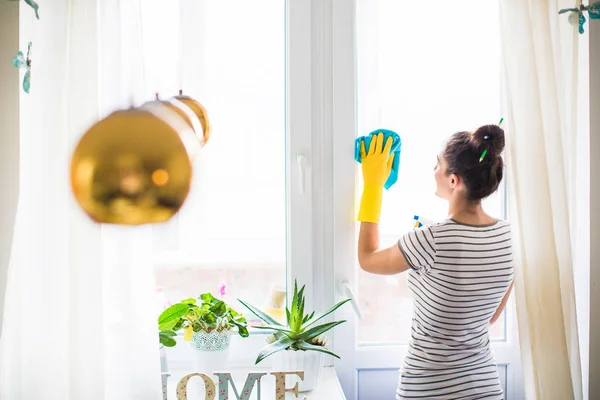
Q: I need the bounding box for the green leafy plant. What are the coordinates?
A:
[238,280,351,364]
[158,293,248,348]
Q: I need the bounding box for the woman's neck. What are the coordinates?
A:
[448,198,496,225]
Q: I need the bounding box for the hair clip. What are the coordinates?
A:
[479,148,488,163]
[479,120,500,162]
[479,134,490,162]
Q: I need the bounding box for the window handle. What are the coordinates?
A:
[296,151,308,195]
[340,280,363,320]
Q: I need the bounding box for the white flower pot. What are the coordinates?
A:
[191,329,231,351]
[190,330,231,374]
[271,349,324,392]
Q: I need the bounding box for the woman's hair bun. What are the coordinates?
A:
[471,124,505,157]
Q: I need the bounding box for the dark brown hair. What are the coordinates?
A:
[443,124,505,202]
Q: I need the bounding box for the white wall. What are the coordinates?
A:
[0,2,20,335]
[589,22,600,400]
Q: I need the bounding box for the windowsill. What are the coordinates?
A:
[163,367,345,399]
[162,334,346,399]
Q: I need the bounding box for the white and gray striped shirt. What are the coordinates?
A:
[396,219,513,400]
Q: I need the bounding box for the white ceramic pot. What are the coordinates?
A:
[191,329,231,351]
[271,349,324,392]
[190,330,231,374]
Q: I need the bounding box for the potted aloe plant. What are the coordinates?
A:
[158,292,248,372]
[238,280,351,392]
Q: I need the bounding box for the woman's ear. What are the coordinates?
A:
[449,173,459,189]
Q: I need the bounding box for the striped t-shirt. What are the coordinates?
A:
[396,219,514,400]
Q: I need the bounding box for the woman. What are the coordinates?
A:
[357,126,514,399]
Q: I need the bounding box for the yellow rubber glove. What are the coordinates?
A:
[358,132,395,223]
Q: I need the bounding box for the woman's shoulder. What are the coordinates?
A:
[427,218,511,234]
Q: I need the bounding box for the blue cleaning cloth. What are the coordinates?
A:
[355,129,402,190]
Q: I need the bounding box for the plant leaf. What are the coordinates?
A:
[303,311,315,324]
[173,319,185,331]
[228,317,250,338]
[200,293,217,304]
[160,330,177,337]
[291,280,298,317]
[255,334,295,364]
[210,300,227,316]
[159,319,179,332]
[296,320,346,342]
[293,341,341,359]
[181,298,196,305]
[231,314,247,324]
[297,286,305,327]
[189,304,203,316]
[302,298,352,329]
[159,332,177,347]
[237,325,249,338]
[290,282,306,331]
[158,303,189,325]
[202,312,217,325]
[253,325,296,335]
[237,299,283,327]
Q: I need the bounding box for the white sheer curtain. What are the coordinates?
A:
[0,1,162,398]
[500,0,584,398]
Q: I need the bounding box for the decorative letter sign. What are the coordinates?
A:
[213,372,266,400]
[271,371,305,400]
[176,373,216,400]
[172,371,308,400]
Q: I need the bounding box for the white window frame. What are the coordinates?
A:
[285,0,315,308]
[161,0,317,369]
[159,3,524,398]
